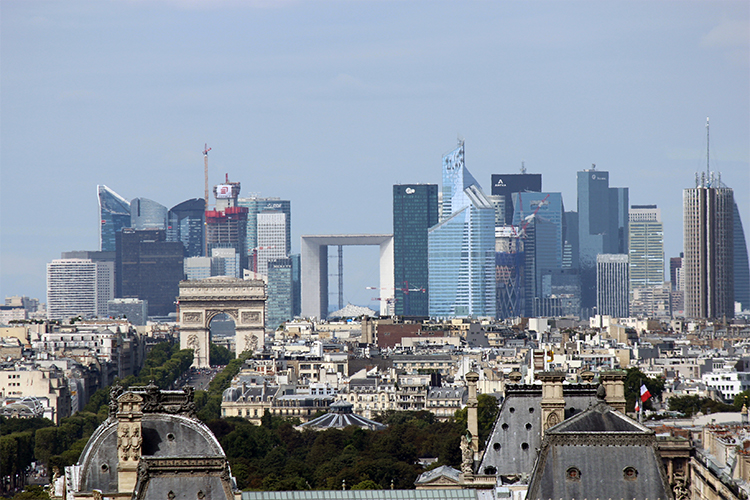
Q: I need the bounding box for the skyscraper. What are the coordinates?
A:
[393,184,439,316]
[490,171,542,226]
[237,197,291,260]
[98,185,131,252]
[116,228,185,317]
[577,167,629,314]
[429,140,496,318]
[256,210,288,276]
[206,179,249,272]
[267,257,293,331]
[167,198,205,258]
[733,202,750,312]
[47,259,114,320]
[596,254,629,318]
[683,172,734,319]
[628,205,664,291]
[130,198,167,230]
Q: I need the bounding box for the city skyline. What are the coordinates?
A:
[1,1,748,307]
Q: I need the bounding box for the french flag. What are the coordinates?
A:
[634,399,640,413]
[640,384,652,403]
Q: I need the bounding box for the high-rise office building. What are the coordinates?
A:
[290,253,301,317]
[206,179,249,272]
[490,171,542,226]
[683,172,734,319]
[495,226,525,319]
[116,228,185,317]
[577,168,629,314]
[237,197,292,259]
[628,205,664,292]
[130,198,167,230]
[167,198,205,258]
[256,210,288,276]
[184,256,224,281]
[47,259,114,320]
[518,213,560,316]
[429,140,496,317]
[512,192,565,269]
[267,257,294,331]
[596,254,629,318]
[393,184,439,316]
[98,185,131,252]
[212,248,240,278]
[733,202,750,312]
[107,298,148,326]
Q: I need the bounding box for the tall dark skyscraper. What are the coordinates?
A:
[116,228,185,317]
[393,184,438,316]
[98,185,131,252]
[167,198,205,258]
[577,167,629,313]
[490,172,542,225]
[683,173,734,319]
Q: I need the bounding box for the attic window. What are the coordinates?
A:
[525,423,532,430]
[566,467,581,481]
[528,407,534,413]
[167,433,175,442]
[484,466,497,475]
[509,407,516,413]
[501,423,509,430]
[521,443,529,451]
[623,467,638,480]
[100,464,109,472]
[493,442,501,451]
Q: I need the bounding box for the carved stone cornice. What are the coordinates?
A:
[546,432,655,447]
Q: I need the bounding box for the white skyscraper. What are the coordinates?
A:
[257,210,288,276]
[596,254,629,318]
[47,259,114,320]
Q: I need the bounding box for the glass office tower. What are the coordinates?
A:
[167,198,205,258]
[98,185,131,252]
[734,202,750,312]
[628,205,664,290]
[429,140,496,318]
[577,168,629,314]
[490,173,542,225]
[267,257,294,331]
[393,184,439,316]
[237,197,291,258]
[130,198,168,230]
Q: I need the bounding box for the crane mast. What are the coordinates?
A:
[203,143,211,256]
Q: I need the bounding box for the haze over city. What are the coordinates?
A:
[1,0,748,308]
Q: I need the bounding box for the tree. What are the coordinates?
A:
[454,393,499,448]
[624,368,664,411]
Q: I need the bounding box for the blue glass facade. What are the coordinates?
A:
[429,141,496,318]
[734,202,750,311]
[98,185,131,252]
[511,192,565,268]
[577,169,628,312]
[393,184,439,316]
[167,198,205,258]
[237,198,291,257]
[267,257,293,331]
[131,198,167,230]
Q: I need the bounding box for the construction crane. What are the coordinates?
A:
[511,192,550,238]
[366,281,426,316]
[203,143,212,256]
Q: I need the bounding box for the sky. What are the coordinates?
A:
[1,0,748,311]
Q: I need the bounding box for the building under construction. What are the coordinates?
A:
[206,177,249,273]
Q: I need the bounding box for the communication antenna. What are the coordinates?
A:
[706,117,710,179]
[520,161,526,174]
[203,143,211,256]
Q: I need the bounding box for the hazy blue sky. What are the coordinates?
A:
[1,0,748,310]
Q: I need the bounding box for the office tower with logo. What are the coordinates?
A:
[206,179,249,272]
[47,259,114,320]
[256,210,288,276]
[115,228,185,317]
[628,204,664,294]
[577,168,629,314]
[393,184,439,316]
[167,198,205,258]
[683,172,734,319]
[130,198,167,230]
[237,197,291,260]
[98,185,131,252]
[429,140,496,317]
[267,257,293,331]
[490,172,542,226]
[495,226,525,319]
[596,254,629,318]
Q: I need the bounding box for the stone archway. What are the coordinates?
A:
[178,277,266,368]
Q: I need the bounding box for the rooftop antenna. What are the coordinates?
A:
[203,143,211,256]
[520,161,526,174]
[591,163,596,170]
[706,117,710,180]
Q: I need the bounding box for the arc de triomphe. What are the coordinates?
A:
[178,277,266,368]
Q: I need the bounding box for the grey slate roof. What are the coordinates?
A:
[525,402,672,500]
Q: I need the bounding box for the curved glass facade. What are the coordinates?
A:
[98,185,131,252]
